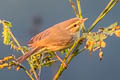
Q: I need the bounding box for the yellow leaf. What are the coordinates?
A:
[3,56,13,61]
[114,26,120,30]
[16,66,20,71]
[3,20,12,27]
[2,27,11,45]
[98,41,106,48]
[86,41,96,56]
[115,30,120,37]
[99,51,103,61]
[0,63,8,69]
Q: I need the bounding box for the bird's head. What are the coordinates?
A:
[64,18,88,33]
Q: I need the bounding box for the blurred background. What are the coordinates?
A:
[0,0,120,80]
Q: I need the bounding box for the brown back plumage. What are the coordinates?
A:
[27,18,80,50]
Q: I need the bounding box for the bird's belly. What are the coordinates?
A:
[46,42,73,51]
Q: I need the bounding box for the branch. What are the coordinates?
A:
[88,0,119,32]
[53,0,119,80]
[53,36,85,80]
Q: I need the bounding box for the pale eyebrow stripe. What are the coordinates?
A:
[65,20,80,30]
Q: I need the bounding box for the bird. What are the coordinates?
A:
[16,17,88,66]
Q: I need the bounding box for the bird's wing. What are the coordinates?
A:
[28,26,74,49]
[27,27,51,47]
[38,27,74,46]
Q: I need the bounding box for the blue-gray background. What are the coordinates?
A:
[0,0,120,80]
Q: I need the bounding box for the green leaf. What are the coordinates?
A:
[61,49,69,55]
[99,22,118,36]
[108,22,118,28]
[3,20,12,27]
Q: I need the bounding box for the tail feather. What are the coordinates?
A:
[17,48,39,63]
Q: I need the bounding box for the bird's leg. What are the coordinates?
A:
[54,52,67,68]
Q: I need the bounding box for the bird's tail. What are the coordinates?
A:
[17,48,46,63]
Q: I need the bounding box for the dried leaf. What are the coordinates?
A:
[99,51,103,61]
[115,30,120,37]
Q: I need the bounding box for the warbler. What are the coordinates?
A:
[17,17,88,65]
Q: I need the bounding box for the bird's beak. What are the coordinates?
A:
[79,18,88,23]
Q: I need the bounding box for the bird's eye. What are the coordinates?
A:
[73,24,77,27]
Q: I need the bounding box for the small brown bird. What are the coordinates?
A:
[17,17,88,65]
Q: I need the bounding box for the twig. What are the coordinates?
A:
[64,36,84,62]
[53,48,85,80]
[88,0,119,32]
[38,53,44,80]
[29,62,39,80]
[69,0,79,18]
[17,63,34,80]
[9,32,36,80]
[8,30,25,54]
[53,36,84,80]
[0,20,35,80]
[76,0,86,32]
[12,61,34,80]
